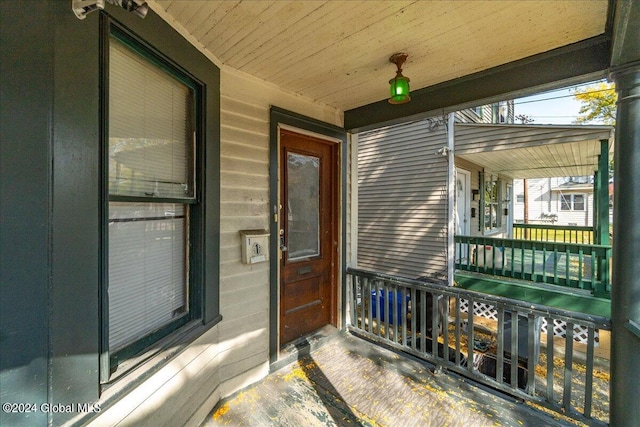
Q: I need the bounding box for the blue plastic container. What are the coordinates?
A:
[371,289,408,324]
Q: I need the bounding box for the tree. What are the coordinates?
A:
[572,82,617,125]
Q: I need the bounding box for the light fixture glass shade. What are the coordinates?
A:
[389,74,410,104]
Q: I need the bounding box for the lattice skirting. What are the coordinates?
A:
[459,299,598,346]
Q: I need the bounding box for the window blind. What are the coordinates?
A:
[108,38,192,353]
[109,39,193,199]
[108,203,187,352]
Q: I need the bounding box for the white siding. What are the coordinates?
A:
[357,120,449,281]
[217,67,342,383]
[513,178,594,226]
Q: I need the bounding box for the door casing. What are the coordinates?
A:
[268,108,347,365]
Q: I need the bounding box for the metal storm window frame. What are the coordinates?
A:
[101,23,204,381]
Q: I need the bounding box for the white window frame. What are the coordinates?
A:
[559,193,586,211]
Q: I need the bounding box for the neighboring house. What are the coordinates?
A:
[357,121,612,281]
[513,176,595,226]
[1,2,637,427]
[356,104,515,282]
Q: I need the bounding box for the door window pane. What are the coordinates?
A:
[287,152,320,260]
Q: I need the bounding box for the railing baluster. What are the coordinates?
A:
[384,282,390,341]
[510,244,515,278]
[553,246,559,286]
[584,327,595,418]
[369,280,380,336]
[565,246,571,287]
[563,322,574,412]
[578,247,584,290]
[431,293,438,357]
[546,316,555,402]
[467,298,475,374]
[401,286,407,346]
[443,295,450,363]
[411,287,417,351]
[527,313,536,396]
[393,284,399,343]
[520,240,525,280]
[531,243,537,282]
[497,306,505,385]
[350,275,356,329]
[420,289,426,355]
[542,245,547,283]
[455,296,462,366]
[510,310,519,389]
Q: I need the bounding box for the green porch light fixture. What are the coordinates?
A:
[388,53,411,104]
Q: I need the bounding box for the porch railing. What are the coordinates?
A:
[347,267,611,425]
[513,223,594,244]
[454,235,612,298]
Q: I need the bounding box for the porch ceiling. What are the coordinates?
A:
[152,0,609,113]
[455,124,614,179]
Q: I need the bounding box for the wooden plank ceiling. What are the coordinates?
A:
[455,124,614,179]
[153,0,609,112]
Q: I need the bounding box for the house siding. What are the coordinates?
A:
[217,68,342,388]
[0,4,55,426]
[357,120,449,281]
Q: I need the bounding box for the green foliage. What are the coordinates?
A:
[572,82,617,125]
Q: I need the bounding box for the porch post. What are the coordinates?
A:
[592,171,598,237]
[597,140,610,246]
[609,62,640,427]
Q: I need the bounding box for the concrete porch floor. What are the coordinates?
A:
[201,328,585,427]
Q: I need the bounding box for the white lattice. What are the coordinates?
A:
[459,299,598,346]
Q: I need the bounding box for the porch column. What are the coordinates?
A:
[609,62,640,427]
[596,140,610,246]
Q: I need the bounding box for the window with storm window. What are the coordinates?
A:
[106,33,199,366]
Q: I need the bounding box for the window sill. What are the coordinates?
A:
[71,316,222,426]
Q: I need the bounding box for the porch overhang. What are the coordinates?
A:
[344,36,611,132]
[453,123,614,179]
[153,0,614,131]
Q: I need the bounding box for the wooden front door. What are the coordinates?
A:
[279,129,338,346]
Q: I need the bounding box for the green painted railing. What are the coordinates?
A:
[454,235,612,298]
[513,223,594,244]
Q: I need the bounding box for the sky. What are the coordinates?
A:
[513,81,605,125]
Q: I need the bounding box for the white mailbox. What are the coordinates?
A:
[240,229,270,264]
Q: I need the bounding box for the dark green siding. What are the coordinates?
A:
[0,2,220,425]
[0,2,53,426]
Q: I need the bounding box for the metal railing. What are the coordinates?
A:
[346,267,611,425]
[513,223,594,244]
[454,235,612,298]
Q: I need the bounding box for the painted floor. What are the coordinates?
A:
[201,330,587,427]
